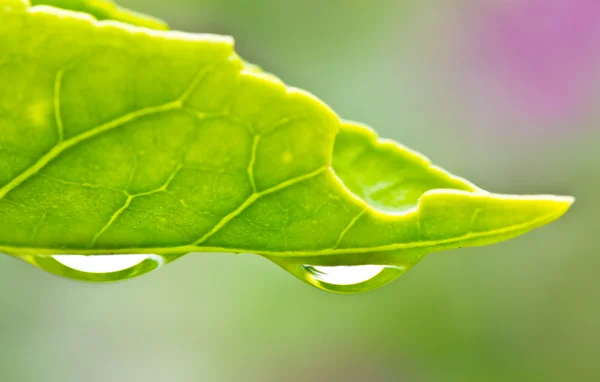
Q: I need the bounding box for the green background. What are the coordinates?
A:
[1,1,597,381]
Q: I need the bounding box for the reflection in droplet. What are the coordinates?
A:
[265,255,410,294]
[20,253,187,282]
[302,265,386,285]
[52,254,150,273]
[297,263,405,293]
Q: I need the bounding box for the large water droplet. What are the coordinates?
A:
[52,254,151,273]
[299,264,405,293]
[265,256,409,294]
[20,253,186,282]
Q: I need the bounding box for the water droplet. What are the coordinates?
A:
[20,253,187,282]
[299,264,405,293]
[265,256,409,294]
[52,254,151,273]
[302,265,387,285]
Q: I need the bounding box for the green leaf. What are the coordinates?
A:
[28,0,168,30]
[0,1,573,293]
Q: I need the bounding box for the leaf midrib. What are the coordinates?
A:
[0,208,564,257]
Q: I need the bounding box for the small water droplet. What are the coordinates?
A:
[20,253,186,282]
[302,265,386,285]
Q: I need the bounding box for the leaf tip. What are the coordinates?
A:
[540,194,575,219]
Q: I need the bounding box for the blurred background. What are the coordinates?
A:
[1,0,598,381]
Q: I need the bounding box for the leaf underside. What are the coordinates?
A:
[0,0,573,291]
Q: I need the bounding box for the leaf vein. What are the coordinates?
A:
[31,212,47,241]
[53,68,65,142]
[165,191,216,220]
[91,195,133,246]
[248,135,260,192]
[261,115,307,135]
[194,166,329,245]
[39,174,128,194]
[0,59,222,203]
[332,208,367,249]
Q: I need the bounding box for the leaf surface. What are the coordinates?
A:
[29,0,168,29]
[0,1,573,292]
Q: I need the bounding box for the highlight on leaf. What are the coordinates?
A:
[0,0,574,293]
